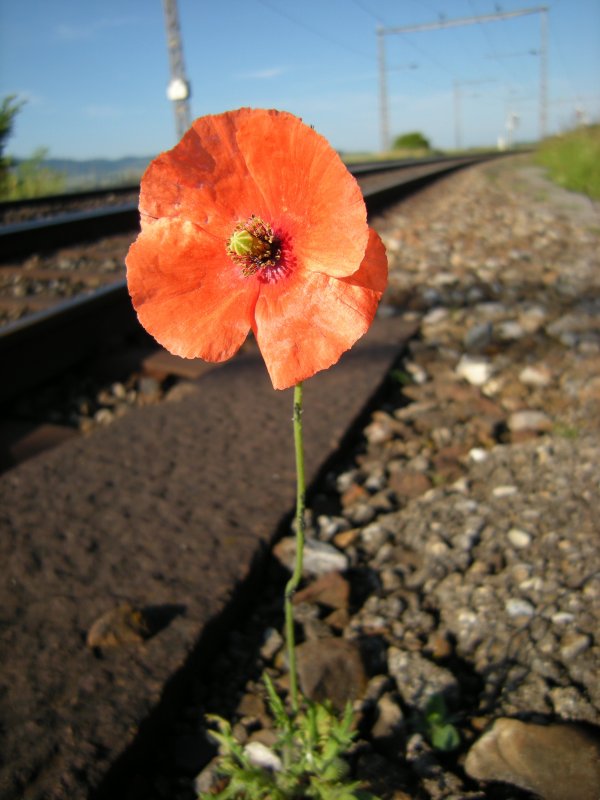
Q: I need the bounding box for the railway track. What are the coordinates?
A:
[0,184,140,225]
[0,154,499,409]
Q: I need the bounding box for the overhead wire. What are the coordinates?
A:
[254,0,374,62]
[350,0,386,25]
[347,0,446,90]
[466,0,527,85]
[351,0,457,78]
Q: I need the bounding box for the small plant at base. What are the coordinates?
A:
[388,368,412,386]
[201,674,379,799]
[421,694,460,752]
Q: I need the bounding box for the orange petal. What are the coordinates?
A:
[126,218,258,361]
[342,228,388,293]
[230,110,369,279]
[253,228,388,390]
[139,110,271,239]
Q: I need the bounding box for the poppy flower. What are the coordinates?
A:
[126,108,387,390]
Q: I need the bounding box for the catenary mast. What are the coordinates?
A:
[162,0,192,140]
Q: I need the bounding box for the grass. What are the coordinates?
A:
[535,124,600,200]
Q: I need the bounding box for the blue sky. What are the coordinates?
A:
[1,0,598,160]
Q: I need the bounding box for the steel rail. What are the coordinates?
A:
[0,155,501,261]
[0,153,501,405]
[0,183,140,214]
[1,204,140,262]
[0,154,460,220]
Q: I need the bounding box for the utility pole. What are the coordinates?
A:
[377,26,389,153]
[162,0,192,140]
[539,7,548,139]
[506,110,520,147]
[377,6,548,151]
[453,80,460,152]
[454,79,495,150]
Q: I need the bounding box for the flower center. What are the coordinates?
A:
[227,216,281,277]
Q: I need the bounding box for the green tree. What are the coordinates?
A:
[0,95,66,199]
[0,94,25,194]
[392,131,431,151]
[6,147,66,198]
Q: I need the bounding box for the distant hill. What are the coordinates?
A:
[16,156,155,190]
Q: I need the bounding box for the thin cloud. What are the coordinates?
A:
[56,16,141,41]
[236,67,287,80]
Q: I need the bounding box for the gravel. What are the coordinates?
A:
[105,156,600,799]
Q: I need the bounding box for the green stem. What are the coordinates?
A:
[285,381,306,714]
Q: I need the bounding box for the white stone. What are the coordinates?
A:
[450,476,470,493]
[493,485,518,498]
[505,598,535,618]
[519,365,552,387]
[519,577,544,593]
[508,528,532,548]
[260,627,284,661]
[458,609,478,628]
[456,355,494,386]
[336,469,359,493]
[317,515,348,541]
[518,305,548,333]
[508,410,552,433]
[273,537,348,577]
[469,447,489,463]
[244,741,282,772]
[551,612,576,625]
[482,376,504,396]
[498,320,525,340]
[405,361,428,385]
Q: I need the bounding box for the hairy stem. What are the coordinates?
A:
[285,382,306,713]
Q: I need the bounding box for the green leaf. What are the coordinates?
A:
[424,693,447,719]
[430,722,461,752]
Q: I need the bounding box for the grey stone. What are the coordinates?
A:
[259,627,284,662]
[371,692,404,740]
[346,502,377,526]
[560,631,592,661]
[463,321,493,351]
[296,638,367,710]
[497,320,525,340]
[465,718,600,800]
[360,522,390,553]
[316,514,350,541]
[388,647,459,708]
